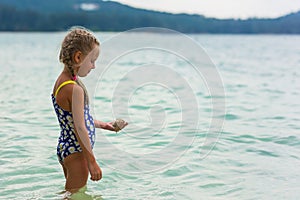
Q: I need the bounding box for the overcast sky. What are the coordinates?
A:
[109,0,300,19]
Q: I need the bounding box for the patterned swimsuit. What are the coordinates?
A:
[51,80,95,163]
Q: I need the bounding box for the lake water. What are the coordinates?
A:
[0,31,300,200]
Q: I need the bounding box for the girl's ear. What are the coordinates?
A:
[74,51,82,64]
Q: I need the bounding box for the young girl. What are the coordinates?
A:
[51,27,127,193]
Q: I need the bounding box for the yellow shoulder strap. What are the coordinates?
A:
[54,80,77,97]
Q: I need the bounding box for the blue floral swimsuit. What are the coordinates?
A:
[51,80,95,163]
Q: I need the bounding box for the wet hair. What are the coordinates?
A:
[59,27,99,104]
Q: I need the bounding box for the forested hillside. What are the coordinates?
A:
[0,0,299,33]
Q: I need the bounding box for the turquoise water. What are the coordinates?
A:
[0,32,300,199]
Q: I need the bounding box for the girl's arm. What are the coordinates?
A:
[72,85,102,181]
[94,120,115,131]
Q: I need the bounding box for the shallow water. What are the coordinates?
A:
[0,32,300,199]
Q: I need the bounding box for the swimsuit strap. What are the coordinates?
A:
[54,80,77,97]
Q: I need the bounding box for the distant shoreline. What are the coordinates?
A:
[1,1,300,34]
[0,30,300,35]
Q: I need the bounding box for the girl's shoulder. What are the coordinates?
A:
[54,80,79,96]
[53,72,78,95]
[53,78,80,112]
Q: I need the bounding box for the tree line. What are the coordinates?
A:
[1,4,299,33]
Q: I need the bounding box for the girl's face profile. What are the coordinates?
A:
[77,45,100,77]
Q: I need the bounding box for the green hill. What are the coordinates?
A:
[0,0,300,33]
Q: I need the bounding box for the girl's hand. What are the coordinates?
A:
[106,121,116,131]
[88,160,102,181]
[95,119,128,132]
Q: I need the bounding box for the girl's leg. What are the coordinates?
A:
[60,162,68,179]
[63,152,89,193]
